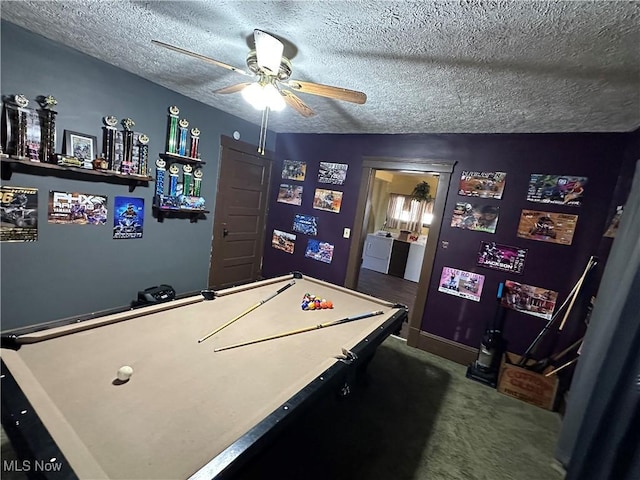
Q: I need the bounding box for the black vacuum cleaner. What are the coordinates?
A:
[466,282,507,388]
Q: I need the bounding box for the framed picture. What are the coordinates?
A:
[63,130,97,162]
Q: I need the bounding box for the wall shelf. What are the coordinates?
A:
[152,205,209,223]
[1,156,153,192]
[159,152,206,166]
[154,151,207,223]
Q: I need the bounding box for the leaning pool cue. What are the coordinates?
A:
[558,257,597,331]
[213,310,385,352]
[198,280,296,343]
[545,357,579,377]
[518,256,596,367]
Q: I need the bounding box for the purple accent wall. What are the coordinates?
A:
[264,132,634,354]
[263,136,363,285]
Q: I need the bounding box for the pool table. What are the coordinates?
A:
[1,273,407,479]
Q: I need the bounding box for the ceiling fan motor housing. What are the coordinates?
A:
[246,50,292,81]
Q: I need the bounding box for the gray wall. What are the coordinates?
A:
[0,21,274,330]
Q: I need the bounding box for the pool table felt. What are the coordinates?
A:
[1,276,400,479]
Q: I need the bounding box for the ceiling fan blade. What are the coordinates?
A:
[254,30,284,74]
[281,90,316,118]
[214,83,253,94]
[152,40,252,77]
[284,80,367,104]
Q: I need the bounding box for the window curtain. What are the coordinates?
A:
[385,194,430,232]
[557,159,640,480]
[385,193,404,229]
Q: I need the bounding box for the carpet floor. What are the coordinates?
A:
[1,336,564,480]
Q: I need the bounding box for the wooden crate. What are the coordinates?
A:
[497,353,559,411]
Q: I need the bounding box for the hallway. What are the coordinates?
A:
[356,267,419,339]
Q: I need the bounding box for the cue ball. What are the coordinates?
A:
[117,366,134,381]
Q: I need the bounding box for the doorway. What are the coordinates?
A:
[208,136,273,289]
[356,170,437,338]
[345,157,455,347]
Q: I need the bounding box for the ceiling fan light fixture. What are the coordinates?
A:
[263,83,286,111]
[241,82,285,112]
[241,82,267,110]
[254,29,284,74]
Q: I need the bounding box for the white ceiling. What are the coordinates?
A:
[2,1,639,135]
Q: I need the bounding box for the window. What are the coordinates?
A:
[385,193,433,232]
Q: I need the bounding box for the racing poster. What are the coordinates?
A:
[458,171,506,199]
[292,213,318,236]
[272,229,295,254]
[1,186,38,242]
[313,189,343,213]
[113,196,144,239]
[527,174,588,206]
[501,280,558,320]
[318,162,348,185]
[476,241,527,274]
[48,191,108,225]
[438,266,485,302]
[450,202,499,233]
[517,209,578,245]
[305,239,335,264]
[277,184,303,206]
[281,160,306,181]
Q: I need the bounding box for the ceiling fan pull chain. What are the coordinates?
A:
[258,106,270,155]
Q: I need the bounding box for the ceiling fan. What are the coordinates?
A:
[152,30,367,119]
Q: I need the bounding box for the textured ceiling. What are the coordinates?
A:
[2,1,639,134]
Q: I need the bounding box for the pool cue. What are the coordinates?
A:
[545,357,579,377]
[516,281,581,366]
[530,336,584,373]
[518,256,596,367]
[558,257,597,331]
[198,280,296,343]
[214,310,385,352]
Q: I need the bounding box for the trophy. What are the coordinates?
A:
[193,168,203,196]
[183,164,193,196]
[189,127,200,159]
[166,106,179,154]
[102,115,118,170]
[155,158,166,197]
[137,134,149,176]
[177,119,189,156]
[120,118,135,174]
[168,163,180,196]
[7,94,30,159]
[36,95,57,163]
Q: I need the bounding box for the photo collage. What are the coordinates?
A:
[441,171,588,319]
[272,160,348,264]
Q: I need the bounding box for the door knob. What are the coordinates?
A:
[223,227,229,237]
